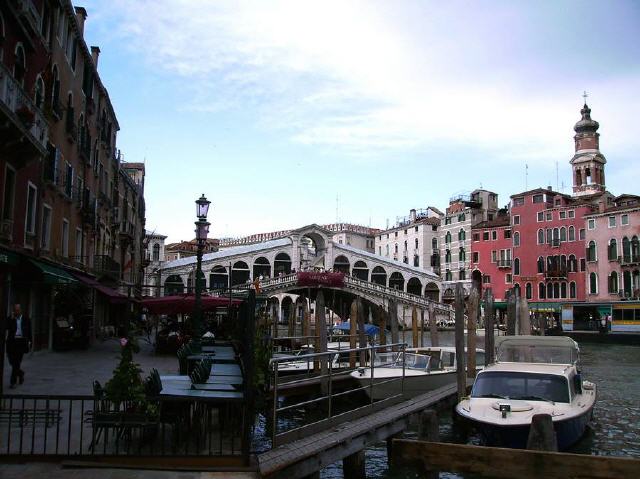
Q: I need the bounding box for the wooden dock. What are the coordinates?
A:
[257,382,462,479]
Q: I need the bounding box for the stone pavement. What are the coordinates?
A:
[2,337,177,395]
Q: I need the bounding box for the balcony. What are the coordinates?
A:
[94,255,121,281]
[544,268,568,279]
[551,239,561,248]
[497,259,512,268]
[620,255,640,267]
[0,61,49,163]
[118,221,135,242]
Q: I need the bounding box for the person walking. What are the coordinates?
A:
[5,304,31,388]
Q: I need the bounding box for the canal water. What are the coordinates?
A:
[318,334,640,478]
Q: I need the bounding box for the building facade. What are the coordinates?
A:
[143,230,167,297]
[0,2,144,349]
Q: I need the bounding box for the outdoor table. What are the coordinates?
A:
[159,387,244,401]
[160,374,244,386]
[211,364,242,376]
[160,379,239,392]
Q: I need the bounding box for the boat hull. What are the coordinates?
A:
[355,370,458,400]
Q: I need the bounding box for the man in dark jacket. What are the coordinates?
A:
[5,303,31,388]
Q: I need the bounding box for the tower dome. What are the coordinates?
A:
[574,103,599,134]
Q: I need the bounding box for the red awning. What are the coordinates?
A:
[72,272,130,304]
[141,294,242,315]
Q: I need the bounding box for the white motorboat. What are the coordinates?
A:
[455,335,596,449]
[273,341,368,375]
[350,347,485,400]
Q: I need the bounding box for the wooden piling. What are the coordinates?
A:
[418,410,440,479]
[343,450,366,479]
[389,300,399,351]
[420,309,425,347]
[357,298,367,366]
[378,306,387,346]
[315,290,328,387]
[484,289,495,364]
[467,287,478,379]
[527,414,558,451]
[302,298,311,339]
[350,300,358,368]
[429,302,439,347]
[454,283,466,401]
[412,306,419,348]
[506,289,517,336]
[519,297,531,335]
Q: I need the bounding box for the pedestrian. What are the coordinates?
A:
[5,303,32,389]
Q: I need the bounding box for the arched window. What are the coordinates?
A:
[553,282,560,298]
[459,247,466,262]
[513,258,520,275]
[589,272,598,294]
[570,281,577,298]
[14,44,26,86]
[445,270,452,281]
[608,272,619,294]
[414,238,419,249]
[445,232,451,244]
[568,254,577,272]
[513,232,520,247]
[560,227,567,242]
[152,243,160,261]
[537,256,544,273]
[608,239,618,261]
[546,282,552,298]
[51,65,60,112]
[560,255,567,272]
[552,227,559,245]
[525,282,532,300]
[34,75,45,109]
[568,226,575,241]
[539,282,546,299]
[546,228,552,244]
[537,229,544,245]
[445,249,451,263]
[622,237,631,261]
[458,229,466,241]
[459,269,466,280]
[632,236,640,261]
[587,241,597,261]
[561,282,567,298]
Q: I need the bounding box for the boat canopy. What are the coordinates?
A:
[333,322,380,336]
[495,335,579,365]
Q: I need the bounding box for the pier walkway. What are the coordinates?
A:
[257,382,464,479]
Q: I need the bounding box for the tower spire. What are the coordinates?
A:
[570,98,606,197]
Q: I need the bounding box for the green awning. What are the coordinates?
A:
[528,302,562,313]
[29,259,78,285]
[0,248,20,266]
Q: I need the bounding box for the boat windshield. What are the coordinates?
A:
[471,371,570,403]
[497,344,577,365]
[401,353,430,370]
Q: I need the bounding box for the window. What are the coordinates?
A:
[608,239,618,260]
[491,250,497,263]
[532,194,544,203]
[588,219,595,230]
[561,282,567,298]
[546,228,552,244]
[62,219,69,258]
[445,217,451,225]
[445,249,451,263]
[608,272,619,294]
[514,258,520,275]
[472,252,479,263]
[559,211,566,219]
[473,233,480,242]
[459,248,466,262]
[513,215,520,225]
[445,232,451,244]
[513,232,520,247]
[415,238,419,249]
[75,228,82,257]
[152,243,160,261]
[579,228,586,240]
[525,283,532,299]
[587,241,597,262]
[65,162,73,197]
[458,229,466,241]
[568,226,575,241]
[458,213,466,222]
[483,275,491,284]
[25,183,37,236]
[385,245,389,256]
[580,258,586,272]
[34,76,45,109]
[539,283,545,299]
[394,231,398,238]
[554,282,560,298]
[589,272,598,294]
[41,204,52,250]
[537,211,544,222]
[560,227,567,242]
[608,216,616,228]
[568,255,577,272]
[14,44,26,86]
[512,197,524,207]
[459,269,466,280]
[621,214,629,226]
[546,212,552,221]
[547,283,553,299]
[414,256,419,267]
[483,231,489,241]
[432,238,438,250]
[491,230,497,240]
[378,246,381,255]
[505,274,512,283]
[445,270,452,281]
[570,281,577,298]
[537,229,544,244]
[537,256,545,273]
[568,210,575,218]
[415,226,418,232]
[504,230,512,239]
[404,229,408,235]
[2,164,16,221]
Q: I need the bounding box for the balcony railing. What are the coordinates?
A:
[551,239,561,247]
[620,255,640,266]
[497,259,512,268]
[94,255,121,280]
[544,268,568,279]
[0,61,48,153]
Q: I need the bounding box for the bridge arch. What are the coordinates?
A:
[164,274,184,295]
[371,266,387,286]
[389,272,405,291]
[231,261,250,285]
[406,277,422,296]
[334,255,350,274]
[253,256,271,278]
[274,252,292,275]
[352,260,369,281]
[209,265,228,290]
[425,282,439,301]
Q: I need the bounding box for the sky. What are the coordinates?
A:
[81,0,640,243]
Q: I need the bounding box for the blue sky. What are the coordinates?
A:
[82,0,640,242]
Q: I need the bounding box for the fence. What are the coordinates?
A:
[0,394,245,458]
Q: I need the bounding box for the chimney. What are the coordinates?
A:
[410,209,416,222]
[91,46,100,68]
[547,185,552,191]
[75,7,87,37]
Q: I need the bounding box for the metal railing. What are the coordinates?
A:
[269,343,407,447]
[0,394,244,457]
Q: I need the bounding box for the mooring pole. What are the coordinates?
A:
[467,286,478,379]
[484,288,495,364]
[350,299,358,368]
[429,302,439,347]
[412,306,419,348]
[455,283,466,401]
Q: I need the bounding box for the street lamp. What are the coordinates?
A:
[192,194,211,352]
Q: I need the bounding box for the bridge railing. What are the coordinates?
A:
[269,342,407,448]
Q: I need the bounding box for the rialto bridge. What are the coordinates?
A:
[158,224,452,326]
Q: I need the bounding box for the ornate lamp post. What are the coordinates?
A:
[192,194,211,352]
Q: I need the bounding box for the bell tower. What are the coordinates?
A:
[570,93,606,197]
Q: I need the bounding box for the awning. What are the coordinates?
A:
[528,302,562,313]
[333,322,380,336]
[29,259,78,285]
[142,294,242,315]
[0,248,20,266]
[71,272,129,304]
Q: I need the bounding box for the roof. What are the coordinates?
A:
[510,187,572,200]
[472,216,510,229]
[481,362,573,376]
[428,206,444,215]
[163,237,292,269]
[495,335,578,350]
[334,242,440,280]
